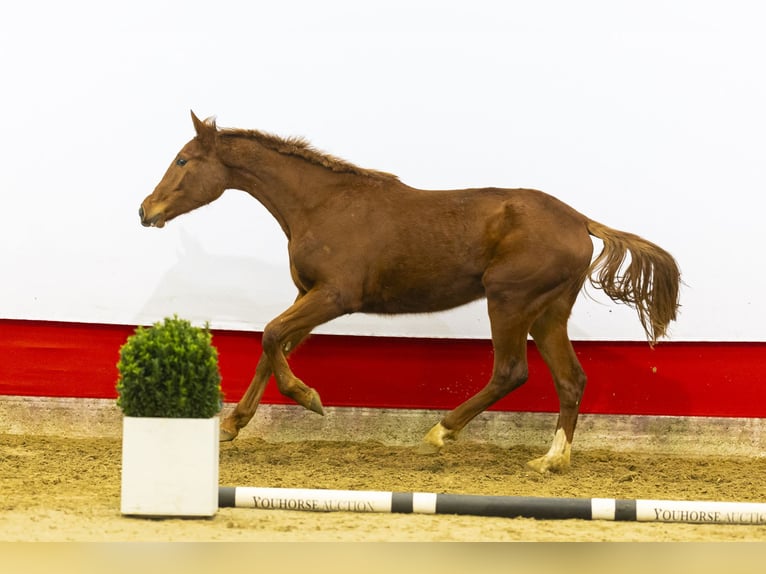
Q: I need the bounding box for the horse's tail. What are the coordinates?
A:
[585,219,681,345]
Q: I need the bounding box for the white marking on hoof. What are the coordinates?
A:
[219,427,238,442]
[417,422,458,455]
[527,428,572,473]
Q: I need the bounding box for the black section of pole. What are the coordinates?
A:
[391,492,414,513]
[435,494,593,520]
[219,486,236,508]
[615,499,637,521]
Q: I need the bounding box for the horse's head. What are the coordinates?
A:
[139,111,228,228]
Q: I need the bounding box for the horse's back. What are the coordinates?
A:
[444,187,593,260]
[347,186,593,314]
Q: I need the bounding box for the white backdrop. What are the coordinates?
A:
[1,1,764,341]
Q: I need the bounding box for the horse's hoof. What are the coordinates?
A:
[526,455,568,474]
[219,427,238,442]
[526,456,549,474]
[417,422,457,455]
[308,389,325,416]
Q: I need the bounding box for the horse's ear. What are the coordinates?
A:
[190,110,216,146]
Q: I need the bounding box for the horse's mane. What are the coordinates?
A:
[218,127,399,182]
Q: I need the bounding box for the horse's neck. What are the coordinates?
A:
[223,142,329,237]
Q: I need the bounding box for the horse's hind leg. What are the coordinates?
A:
[526,289,587,473]
[420,295,533,453]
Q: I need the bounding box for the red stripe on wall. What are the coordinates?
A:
[1,319,764,417]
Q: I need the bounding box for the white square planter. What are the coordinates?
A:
[121,416,219,517]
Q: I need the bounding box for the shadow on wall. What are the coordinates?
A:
[136,229,492,338]
[137,228,297,329]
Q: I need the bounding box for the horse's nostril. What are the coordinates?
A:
[138,206,144,220]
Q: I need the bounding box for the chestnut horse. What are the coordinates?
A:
[140,112,680,472]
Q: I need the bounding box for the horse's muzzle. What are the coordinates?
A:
[138,205,164,228]
[138,205,152,227]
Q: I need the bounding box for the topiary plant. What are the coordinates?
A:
[116,315,223,418]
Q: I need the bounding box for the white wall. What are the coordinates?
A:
[1,1,764,341]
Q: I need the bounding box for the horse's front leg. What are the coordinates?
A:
[220,295,317,441]
[261,287,346,415]
[220,351,271,441]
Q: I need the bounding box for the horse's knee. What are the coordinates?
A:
[260,325,283,357]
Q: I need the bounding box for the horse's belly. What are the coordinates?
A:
[361,274,486,314]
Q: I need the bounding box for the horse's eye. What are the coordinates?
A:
[176,158,187,166]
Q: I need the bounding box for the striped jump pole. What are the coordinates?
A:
[219,486,766,525]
